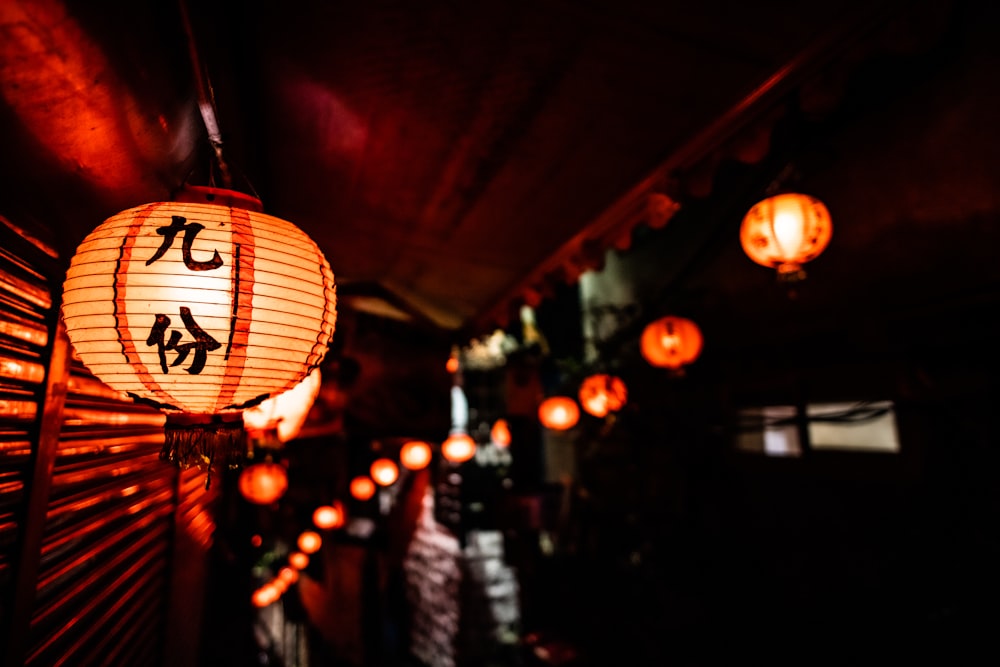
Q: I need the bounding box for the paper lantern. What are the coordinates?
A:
[288,551,309,569]
[238,462,288,505]
[490,419,511,447]
[740,193,832,280]
[313,502,347,530]
[278,567,299,585]
[578,374,627,418]
[252,586,278,608]
[370,458,399,486]
[442,432,476,463]
[61,188,337,481]
[313,503,346,530]
[350,475,376,501]
[640,316,703,371]
[297,530,322,554]
[400,440,432,470]
[538,397,579,431]
[243,367,322,442]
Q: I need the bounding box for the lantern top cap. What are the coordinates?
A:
[172,185,264,212]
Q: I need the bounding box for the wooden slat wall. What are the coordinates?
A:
[24,359,173,667]
[0,212,219,667]
[0,215,54,642]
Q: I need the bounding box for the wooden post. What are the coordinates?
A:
[3,322,71,667]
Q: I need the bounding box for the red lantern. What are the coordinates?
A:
[350,476,376,501]
[370,458,399,486]
[288,551,309,570]
[490,419,511,447]
[640,316,703,371]
[278,567,299,585]
[238,462,288,505]
[61,188,338,481]
[740,192,832,280]
[297,530,322,554]
[442,432,476,463]
[578,374,627,418]
[400,440,432,470]
[313,503,346,530]
[252,586,279,608]
[538,397,579,431]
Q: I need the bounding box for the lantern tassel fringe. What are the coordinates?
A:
[160,414,246,489]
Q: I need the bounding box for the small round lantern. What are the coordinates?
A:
[350,476,376,501]
[278,567,299,585]
[288,551,309,570]
[740,192,832,280]
[370,458,399,486]
[297,530,322,554]
[252,586,278,608]
[238,461,288,505]
[442,432,476,463]
[578,374,628,418]
[60,188,337,484]
[490,419,511,447]
[640,316,703,371]
[400,440,432,470]
[313,503,346,530]
[538,397,579,431]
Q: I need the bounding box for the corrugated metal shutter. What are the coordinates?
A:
[0,215,54,637]
[162,467,219,667]
[24,357,175,667]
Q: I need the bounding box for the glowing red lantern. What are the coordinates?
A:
[313,503,346,530]
[350,476,376,501]
[740,192,832,280]
[578,374,628,418]
[490,419,511,447]
[252,586,278,608]
[446,355,459,374]
[538,397,579,431]
[400,440,433,470]
[297,530,322,554]
[640,316,703,371]
[238,462,288,505]
[61,188,338,480]
[370,458,399,486]
[288,551,309,570]
[442,432,476,463]
[278,567,299,585]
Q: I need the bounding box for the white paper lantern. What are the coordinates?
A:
[243,367,322,443]
[61,189,336,477]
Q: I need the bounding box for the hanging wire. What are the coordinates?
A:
[178,0,232,189]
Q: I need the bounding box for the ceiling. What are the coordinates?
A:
[0,0,942,337]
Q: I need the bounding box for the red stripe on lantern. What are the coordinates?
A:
[214,206,256,411]
[307,262,337,370]
[115,203,170,402]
